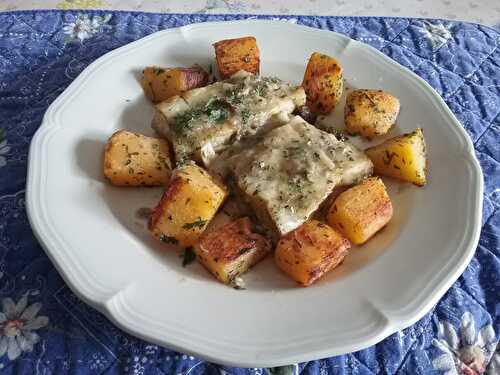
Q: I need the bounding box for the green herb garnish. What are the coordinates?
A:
[254,82,268,97]
[240,108,251,124]
[383,150,398,165]
[159,234,178,245]
[205,98,230,123]
[181,247,196,267]
[182,217,207,230]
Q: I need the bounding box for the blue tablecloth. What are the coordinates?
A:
[0,10,499,375]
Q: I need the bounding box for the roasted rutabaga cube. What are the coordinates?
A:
[194,217,271,284]
[275,220,350,286]
[302,52,344,114]
[326,177,393,245]
[344,89,400,139]
[365,128,427,186]
[152,71,306,165]
[103,130,172,186]
[213,36,260,78]
[141,66,209,103]
[148,164,228,247]
[228,116,373,238]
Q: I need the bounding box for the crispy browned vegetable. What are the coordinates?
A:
[195,217,271,284]
[213,37,260,78]
[103,130,172,186]
[365,128,427,186]
[344,89,400,138]
[275,220,350,286]
[148,164,228,247]
[141,66,209,103]
[326,177,393,245]
[301,52,343,114]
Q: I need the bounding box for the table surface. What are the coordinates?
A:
[0,8,499,375]
[1,0,499,28]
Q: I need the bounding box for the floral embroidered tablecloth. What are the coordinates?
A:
[0,11,499,375]
[1,1,499,28]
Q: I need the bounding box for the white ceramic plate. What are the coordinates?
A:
[26,20,483,367]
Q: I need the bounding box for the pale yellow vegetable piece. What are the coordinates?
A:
[344,89,400,139]
[141,66,208,104]
[103,130,172,187]
[302,52,343,114]
[148,164,228,247]
[365,128,427,186]
[275,220,350,286]
[213,37,260,78]
[326,177,393,245]
[195,217,271,284]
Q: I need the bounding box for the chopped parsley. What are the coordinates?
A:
[181,247,196,267]
[205,98,230,122]
[182,217,207,230]
[226,84,245,104]
[383,150,398,165]
[240,108,251,124]
[159,234,178,245]
[172,98,230,137]
[254,82,268,97]
[172,109,203,136]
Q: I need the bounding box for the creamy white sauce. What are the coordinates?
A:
[152,71,305,165]
[229,116,373,236]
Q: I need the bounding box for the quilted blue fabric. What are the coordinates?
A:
[0,10,499,375]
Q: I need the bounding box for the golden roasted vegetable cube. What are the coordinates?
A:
[365,128,427,186]
[148,164,228,247]
[195,217,271,284]
[275,220,350,286]
[326,177,393,245]
[213,37,260,78]
[344,89,400,138]
[302,52,343,114]
[103,130,172,187]
[141,66,208,103]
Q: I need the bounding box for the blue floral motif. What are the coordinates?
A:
[417,21,453,50]
[0,295,49,361]
[432,312,498,375]
[62,13,112,43]
[0,11,498,374]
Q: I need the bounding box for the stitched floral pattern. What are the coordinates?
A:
[0,295,49,361]
[432,312,498,374]
[62,13,112,43]
[0,11,498,374]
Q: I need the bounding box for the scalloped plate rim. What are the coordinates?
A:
[26,20,483,367]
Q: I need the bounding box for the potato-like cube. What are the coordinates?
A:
[194,217,271,284]
[365,128,427,186]
[326,177,393,245]
[103,130,172,186]
[148,164,228,247]
[302,52,343,114]
[275,220,350,286]
[213,37,260,78]
[141,66,208,103]
[344,89,400,138]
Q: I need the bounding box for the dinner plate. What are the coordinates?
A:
[26,20,483,367]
